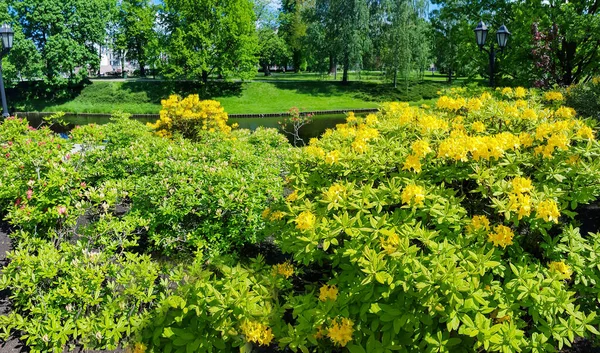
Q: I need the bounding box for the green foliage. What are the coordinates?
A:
[114,0,158,77]
[7,0,115,85]
[162,0,258,81]
[566,78,600,120]
[0,238,161,353]
[257,27,290,76]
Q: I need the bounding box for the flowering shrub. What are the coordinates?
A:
[263,90,600,352]
[147,95,231,138]
[566,77,600,120]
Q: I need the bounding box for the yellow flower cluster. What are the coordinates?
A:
[508,193,532,220]
[437,130,521,162]
[379,229,400,254]
[536,199,560,223]
[287,190,298,202]
[273,262,294,278]
[501,87,513,97]
[365,114,378,125]
[468,215,491,233]
[402,154,422,173]
[304,145,326,158]
[488,225,515,248]
[319,285,338,301]
[325,150,341,164]
[548,261,572,279]
[295,210,316,231]
[436,95,466,111]
[262,208,284,222]
[148,95,231,137]
[241,320,274,346]
[472,121,486,133]
[324,184,346,204]
[512,177,534,194]
[327,318,354,347]
[515,87,528,98]
[577,126,595,140]
[418,114,449,134]
[555,106,576,119]
[401,184,425,206]
[543,91,564,102]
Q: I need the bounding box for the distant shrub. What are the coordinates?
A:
[566,77,600,120]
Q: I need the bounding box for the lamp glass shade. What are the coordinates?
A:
[474,21,488,47]
[496,24,510,49]
[0,24,14,50]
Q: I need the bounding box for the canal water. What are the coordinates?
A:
[23,113,354,143]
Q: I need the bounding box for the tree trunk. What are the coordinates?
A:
[263,64,271,76]
[342,54,350,84]
[561,40,576,85]
[140,61,146,77]
[329,55,336,75]
[202,70,209,83]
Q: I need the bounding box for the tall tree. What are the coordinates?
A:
[279,0,309,72]
[8,0,115,85]
[162,0,258,82]
[257,28,290,76]
[116,0,157,77]
[379,0,431,87]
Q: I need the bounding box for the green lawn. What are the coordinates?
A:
[11,75,472,115]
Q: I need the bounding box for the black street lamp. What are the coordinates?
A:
[474,21,510,87]
[0,23,14,118]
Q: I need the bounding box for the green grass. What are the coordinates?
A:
[11,75,474,115]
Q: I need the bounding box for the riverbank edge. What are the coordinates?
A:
[14,108,380,120]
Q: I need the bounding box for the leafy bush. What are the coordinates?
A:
[0,238,162,353]
[263,90,600,352]
[566,77,600,120]
[147,95,232,138]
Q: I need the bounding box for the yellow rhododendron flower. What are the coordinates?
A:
[262,208,271,219]
[325,150,341,164]
[324,184,346,204]
[472,121,486,133]
[469,215,491,232]
[305,145,326,158]
[537,200,560,223]
[269,211,284,221]
[295,210,316,231]
[286,190,298,202]
[412,140,432,158]
[519,132,534,147]
[319,285,338,301]
[488,225,515,248]
[241,321,274,346]
[512,177,533,194]
[555,106,576,119]
[548,261,572,279]
[352,139,368,154]
[327,318,354,347]
[501,87,513,97]
[379,229,400,254]
[577,126,595,140]
[273,262,294,278]
[522,108,538,120]
[365,114,378,125]
[401,184,425,206]
[508,193,532,219]
[402,154,422,173]
[543,91,564,102]
[514,87,527,98]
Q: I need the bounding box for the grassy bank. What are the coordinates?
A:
[10,78,463,115]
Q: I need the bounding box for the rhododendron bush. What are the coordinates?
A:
[1,90,600,353]
[262,89,600,352]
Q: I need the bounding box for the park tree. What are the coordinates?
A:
[378,0,431,87]
[310,0,370,83]
[279,0,310,72]
[257,28,290,76]
[7,0,115,85]
[162,0,258,82]
[115,0,157,77]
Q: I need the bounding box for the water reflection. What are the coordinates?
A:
[23,113,358,144]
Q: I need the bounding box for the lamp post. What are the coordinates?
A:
[0,23,14,118]
[474,21,510,87]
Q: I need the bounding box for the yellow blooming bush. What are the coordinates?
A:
[147,94,231,138]
[263,89,600,352]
